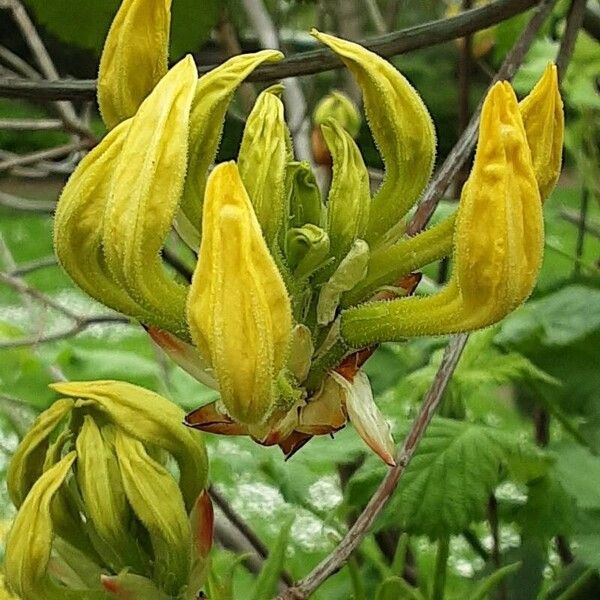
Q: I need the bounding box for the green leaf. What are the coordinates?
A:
[572,509,600,569]
[251,518,293,600]
[23,0,221,58]
[552,442,600,510]
[382,418,549,539]
[375,576,424,600]
[517,475,574,540]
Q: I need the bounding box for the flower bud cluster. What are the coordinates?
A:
[53,0,563,463]
[4,381,211,600]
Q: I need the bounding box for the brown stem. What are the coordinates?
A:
[0,0,543,101]
[556,0,587,77]
[277,334,469,599]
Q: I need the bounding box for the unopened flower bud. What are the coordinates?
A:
[285,161,323,229]
[285,224,330,279]
[519,63,564,201]
[98,0,171,129]
[313,90,362,138]
[188,162,293,425]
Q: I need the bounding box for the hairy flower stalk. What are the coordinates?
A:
[51,0,563,467]
[4,381,211,600]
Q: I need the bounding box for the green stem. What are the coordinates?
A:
[432,536,450,600]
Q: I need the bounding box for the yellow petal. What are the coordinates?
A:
[187,162,292,425]
[53,120,155,324]
[238,84,290,246]
[178,50,283,249]
[341,82,543,344]
[519,63,564,201]
[98,0,171,129]
[312,30,436,246]
[103,56,197,339]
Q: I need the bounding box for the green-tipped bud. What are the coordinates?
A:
[178,50,284,249]
[98,0,171,129]
[321,119,370,271]
[238,84,291,246]
[114,429,191,595]
[285,225,331,279]
[285,161,323,229]
[7,398,73,508]
[313,90,362,138]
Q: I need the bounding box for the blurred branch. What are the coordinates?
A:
[211,485,295,587]
[556,0,587,76]
[0,140,90,173]
[277,334,470,600]
[2,0,96,140]
[364,0,387,34]
[0,118,64,131]
[583,6,600,43]
[8,255,57,277]
[408,0,557,235]
[0,190,56,213]
[0,271,129,349]
[0,0,542,101]
[0,44,41,79]
[560,208,600,239]
[240,0,312,162]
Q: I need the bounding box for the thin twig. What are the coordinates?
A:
[8,255,57,277]
[408,0,557,235]
[210,485,295,587]
[0,271,129,349]
[4,0,95,140]
[560,208,600,239]
[0,118,64,131]
[556,0,587,76]
[0,43,41,79]
[364,0,387,34]
[0,190,56,213]
[278,334,469,599]
[0,141,90,173]
[0,0,542,101]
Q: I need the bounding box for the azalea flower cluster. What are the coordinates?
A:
[4,381,211,600]
[53,0,563,465]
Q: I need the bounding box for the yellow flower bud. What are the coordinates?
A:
[178,50,283,250]
[114,429,191,595]
[187,162,293,425]
[102,56,197,339]
[238,84,291,246]
[313,90,362,138]
[53,120,156,326]
[341,82,543,344]
[519,63,564,201]
[312,30,436,246]
[75,417,134,568]
[98,0,171,129]
[320,119,370,273]
[50,380,208,509]
[7,398,73,508]
[4,453,77,600]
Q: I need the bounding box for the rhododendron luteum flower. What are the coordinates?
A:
[54,0,563,464]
